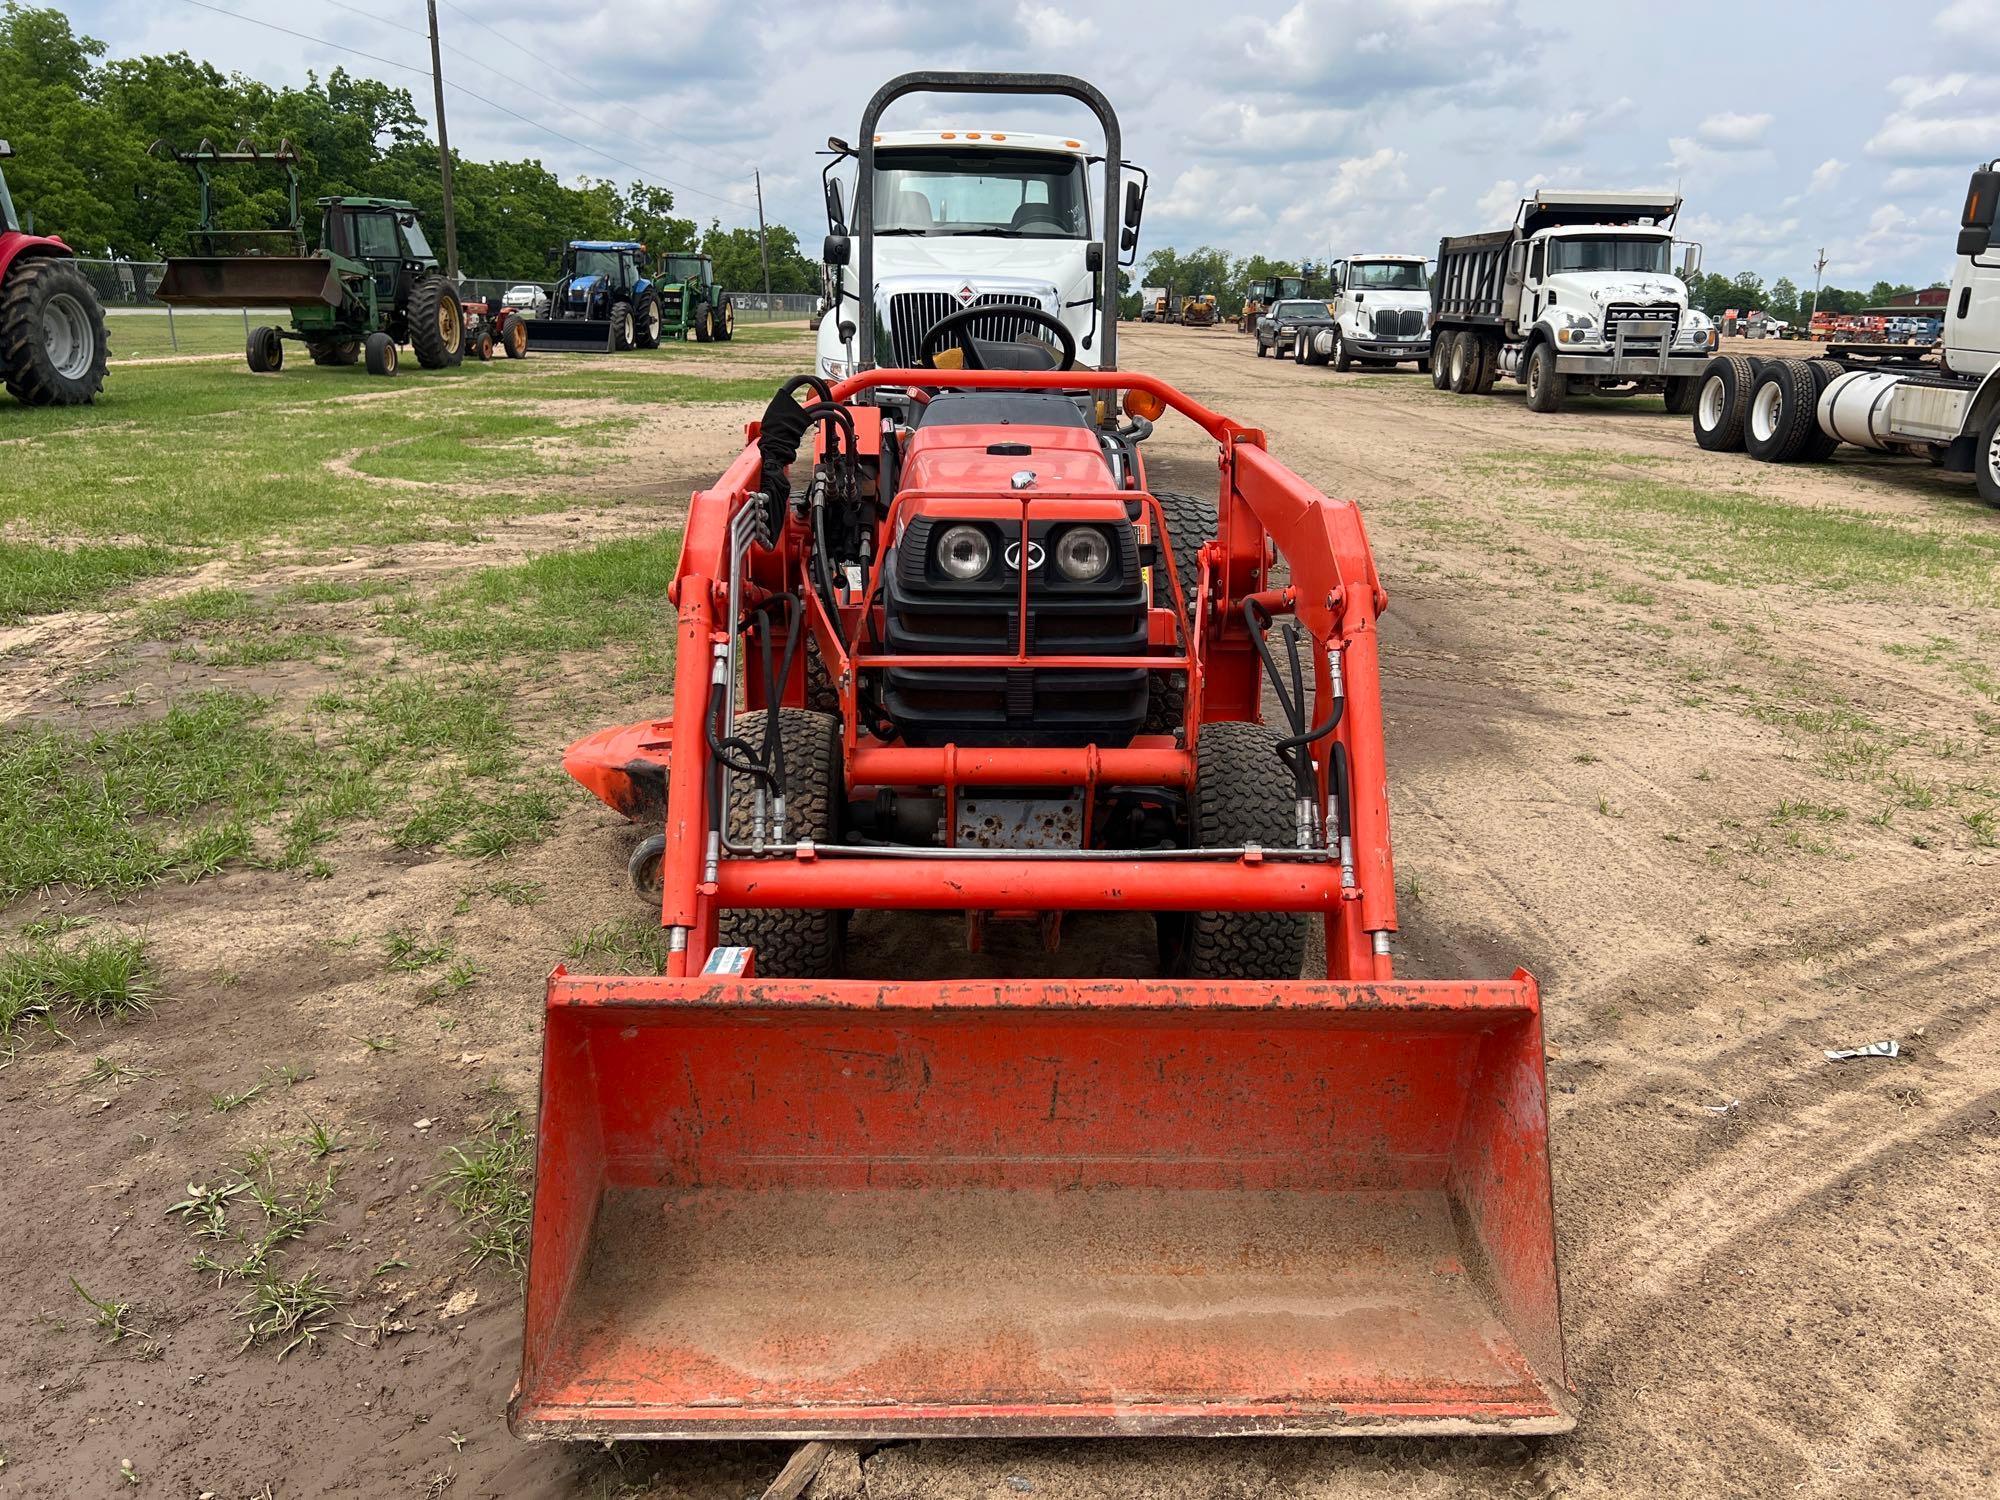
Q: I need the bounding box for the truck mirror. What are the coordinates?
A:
[823,233,850,267]
[1085,243,1103,273]
[1123,180,1143,230]
[1679,243,1700,277]
[1958,169,2000,255]
[824,179,846,236]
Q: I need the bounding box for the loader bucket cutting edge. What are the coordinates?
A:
[511,970,1573,1440]
[523,319,617,353]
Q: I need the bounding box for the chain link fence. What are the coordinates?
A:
[76,259,816,358]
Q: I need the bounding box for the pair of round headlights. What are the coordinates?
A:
[935,524,1112,583]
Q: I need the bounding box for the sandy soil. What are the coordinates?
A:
[2,324,1996,1499]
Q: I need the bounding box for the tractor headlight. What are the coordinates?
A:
[936,524,992,580]
[1054,526,1112,582]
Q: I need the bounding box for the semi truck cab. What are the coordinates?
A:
[1318,253,1431,369]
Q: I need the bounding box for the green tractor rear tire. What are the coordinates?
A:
[407,278,463,370]
[246,325,284,373]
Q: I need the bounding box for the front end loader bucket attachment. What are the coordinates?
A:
[523,317,616,353]
[512,971,1573,1441]
[153,255,344,309]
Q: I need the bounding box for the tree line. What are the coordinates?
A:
[0,3,820,291]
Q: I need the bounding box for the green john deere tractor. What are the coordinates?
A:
[657,251,734,342]
[151,139,464,377]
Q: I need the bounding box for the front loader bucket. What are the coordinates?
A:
[153,255,344,309]
[512,971,1573,1440]
[523,317,616,353]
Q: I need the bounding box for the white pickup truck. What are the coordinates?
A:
[1692,157,2000,503]
[1308,253,1432,371]
[1431,190,1716,413]
[816,127,1145,378]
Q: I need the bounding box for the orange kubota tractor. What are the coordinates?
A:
[523,72,1571,1443]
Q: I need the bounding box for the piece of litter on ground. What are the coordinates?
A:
[413,1118,435,1131]
[1704,1099,1740,1114]
[438,1287,478,1320]
[1825,1040,1899,1062]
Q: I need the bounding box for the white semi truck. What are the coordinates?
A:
[1430,190,1717,413]
[1309,252,1432,371]
[1692,158,2000,503]
[815,101,1146,379]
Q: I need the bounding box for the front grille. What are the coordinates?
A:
[1371,307,1426,339]
[888,292,1047,368]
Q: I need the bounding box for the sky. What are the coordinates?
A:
[63,0,2000,289]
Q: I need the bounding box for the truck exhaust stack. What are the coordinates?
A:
[510,972,1571,1439]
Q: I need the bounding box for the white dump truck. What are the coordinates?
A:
[1430,190,1717,413]
[815,97,1147,378]
[1691,158,2000,503]
[1309,252,1432,371]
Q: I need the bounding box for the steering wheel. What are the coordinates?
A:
[917,303,1077,372]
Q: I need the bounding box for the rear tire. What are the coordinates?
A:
[407,278,463,369]
[1473,334,1500,393]
[1158,720,1309,981]
[501,318,528,359]
[246,325,283,373]
[718,708,845,978]
[1801,360,1844,461]
[1744,359,1819,463]
[633,292,662,349]
[1663,375,1699,415]
[363,331,398,377]
[1524,340,1563,412]
[1692,354,1753,451]
[1449,329,1483,393]
[1,257,109,405]
[1144,489,1217,737]
[1430,332,1454,389]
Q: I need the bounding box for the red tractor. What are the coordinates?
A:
[0,139,109,406]
[520,73,1569,1445]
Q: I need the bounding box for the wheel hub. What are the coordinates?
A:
[1699,374,1725,428]
[42,292,94,380]
[1750,382,1782,443]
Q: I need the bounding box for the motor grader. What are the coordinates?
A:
[525,71,1570,1444]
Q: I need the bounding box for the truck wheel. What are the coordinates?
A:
[1524,340,1563,412]
[691,301,712,343]
[1663,375,1700,415]
[1448,330,1482,393]
[1473,334,1501,392]
[718,709,846,978]
[1144,490,1217,736]
[1333,332,1352,372]
[501,318,528,359]
[1976,404,2000,506]
[1692,354,1753,451]
[246,325,284,373]
[363,331,398,377]
[1157,721,1308,981]
[633,292,662,349]
[1744,360,1819,462]
[408,278,463,369]
[1800,361,1844,461]
[610,301,635,352]
[1430,332,1454,389]
[0,258,110,406]
[1255,337,1268,358]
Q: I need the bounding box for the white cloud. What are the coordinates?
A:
[1866,74,2000,162]
[1475,175,1550,225]
[1192,102,1361,158]
[1015,2,1096,49]
[1695,111,1773,148]
[1807,158,1847,193]
[1532,98,1634,154]
[1241,0,1535,103]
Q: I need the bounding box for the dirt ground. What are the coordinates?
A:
[2,323,1996,1498]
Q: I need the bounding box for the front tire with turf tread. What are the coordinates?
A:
[1144,490,1217,736]
[717,709,845,977]
[1162,721,1309,980]
[407,277,463,369]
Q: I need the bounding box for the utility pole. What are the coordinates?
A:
[1810,247,1830,320]
[426,0,459,282]
[753,169,772,302]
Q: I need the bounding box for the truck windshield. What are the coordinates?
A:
[1348,262,1426,290]
[873,149,1089,238]
[1547,236,1670,274]
[567,250,626,279]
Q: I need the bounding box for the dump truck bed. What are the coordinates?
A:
[511,972,1572,1440]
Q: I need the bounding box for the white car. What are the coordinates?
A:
[501,284,550,316]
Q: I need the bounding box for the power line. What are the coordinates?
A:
[179,0,754,211]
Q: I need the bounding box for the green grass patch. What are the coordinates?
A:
[438,1109,532,1272]
[0,539,180,623]
[564,917,667,975]
[0,934,152,1052]
[1465,449,2000,604]
[106,310,258,360]
[379,532,681,664]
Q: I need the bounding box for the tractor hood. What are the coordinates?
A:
[566,274,604,297]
